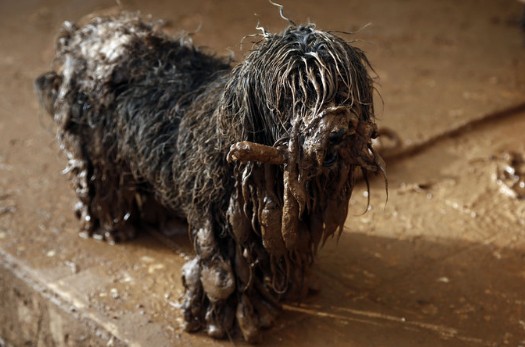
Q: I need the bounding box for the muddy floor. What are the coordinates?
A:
[1,0,525,346]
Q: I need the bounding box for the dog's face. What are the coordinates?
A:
[300,104,379,175]
[283,100,382,252]
[224,25,383,254]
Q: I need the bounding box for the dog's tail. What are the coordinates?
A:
[35,71,62,116]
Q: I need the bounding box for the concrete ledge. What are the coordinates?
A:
[0,228,203,347]
[0,251,123,347]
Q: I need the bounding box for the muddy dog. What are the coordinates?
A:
[35,13,383,342]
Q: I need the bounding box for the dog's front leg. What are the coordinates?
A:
[182,220,236,338]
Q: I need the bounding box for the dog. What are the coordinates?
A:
[35,13,383,342]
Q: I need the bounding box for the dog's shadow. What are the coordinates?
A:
[139,221,523,346]
[272,233,523,346]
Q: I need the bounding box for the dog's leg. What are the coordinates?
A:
[61,130,138,243]
[59,131,99,235]
[182,220,236,338]
[233,248,280,342]
[181,256,205,332]
[181,171,286,342]
[88,167,140,244]
[223,169,287,342]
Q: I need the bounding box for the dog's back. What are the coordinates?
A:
[35,14,232,240]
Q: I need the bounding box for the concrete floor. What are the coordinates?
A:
[1,0,525,346]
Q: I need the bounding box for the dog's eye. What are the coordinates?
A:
[323,150,338,167]
[328,129,345,144]
[315,42,327,51]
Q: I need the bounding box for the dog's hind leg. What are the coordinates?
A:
[61,130,139,244]
[88,164,141,244]
[59,131,99,236]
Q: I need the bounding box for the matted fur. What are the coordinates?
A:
[35,13,383,342]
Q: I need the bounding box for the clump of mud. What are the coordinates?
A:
[35,13,382,342]
[496,151,525,199]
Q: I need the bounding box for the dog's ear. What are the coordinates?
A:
[35,72,62,115]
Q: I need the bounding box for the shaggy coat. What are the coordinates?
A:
[35,14,383,342]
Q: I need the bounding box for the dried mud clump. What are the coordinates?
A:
[495,151,525,199]
[35,14,384,342]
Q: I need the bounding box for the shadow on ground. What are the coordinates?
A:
[137,224,525,346]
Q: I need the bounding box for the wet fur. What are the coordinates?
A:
[35,14,382,342]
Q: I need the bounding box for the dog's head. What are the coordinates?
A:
[222,25,383,258]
